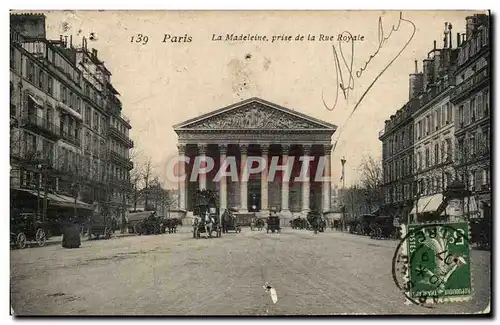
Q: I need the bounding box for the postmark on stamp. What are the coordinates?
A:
[392,222,472,307]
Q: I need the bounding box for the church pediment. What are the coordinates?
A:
[174,98,336,131]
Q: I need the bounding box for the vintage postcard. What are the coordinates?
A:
[9,10,491,316]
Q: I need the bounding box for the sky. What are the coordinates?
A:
[37,10,481,189]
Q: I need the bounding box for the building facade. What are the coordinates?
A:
[10,13,134,225]
[379,96,418,221]
[379,15,491,223]
[174,97,337,225]
[451,14,491,219]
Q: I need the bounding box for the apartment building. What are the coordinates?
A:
[379,95,419,221]
[451,14,491,219]
[10,13,134,225]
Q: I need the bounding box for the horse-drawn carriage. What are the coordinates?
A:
[349,214,377,235]
[87,213,116,240]
[163,218,182,233]
[251,218,266,231]
[290,216,307,230]
[470,217,491,250]
[306,211,326,233]
[369,216,398,239]
[192,189,222,239]
[221,209,241,233]
[10,211,49,249]
[127,211,163,235]
[266,215,281,233]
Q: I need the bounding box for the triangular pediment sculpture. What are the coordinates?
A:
[174,98,336,131]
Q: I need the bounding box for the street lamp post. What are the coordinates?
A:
[37,162,48,222]
[341,156,347,232]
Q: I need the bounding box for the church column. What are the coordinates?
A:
[240,144,248,212]
[219,144,228,213]
[260,144,269,214]
[177,144,187,210]
[198,143,207,190]
[322,144,333,212]
[281,144,290,214]
[301,145,311,214]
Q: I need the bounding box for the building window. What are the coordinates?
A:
[38,70,44,89]
[446,103,452,124]
[85,107,91,125]
[483,90,489,116]
[434,143,439,165]
[469,134,476,157]
[470,97,476,122]
[426,115,430,135]
[93,112,99,131]
[436,108,441,129]
[10,47,16,70]
[418,152,422,171]
[47,76,53,96]
[458,105,464,127]
[27,60,34,82]
[425,148,430,168]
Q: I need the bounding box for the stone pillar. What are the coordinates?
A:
[219,144,228,214]
[260,144,269,215]
[301,145,311,214]
[198,143,207,190]
[177,144,187,210]
[322,144,333,212]
[281,144,290,214]
[240,144,248,212]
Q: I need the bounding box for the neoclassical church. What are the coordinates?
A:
[173,97,337,225]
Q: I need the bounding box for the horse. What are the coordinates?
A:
[201,211,216,238]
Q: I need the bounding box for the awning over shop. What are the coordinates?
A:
[58,102,83,121]
[410,194,444,215]
[12,188,93,210]
[28,94,43,107]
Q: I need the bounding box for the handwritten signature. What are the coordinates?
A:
[323,12,416,114]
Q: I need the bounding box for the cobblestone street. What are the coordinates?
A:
[10,227,490,315]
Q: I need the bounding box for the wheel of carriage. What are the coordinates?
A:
[35,228,46,247]
[16,232,27,249]
[104,227,111,239]
[134,224,142,235]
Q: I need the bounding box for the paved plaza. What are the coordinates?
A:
[10,227,490,315]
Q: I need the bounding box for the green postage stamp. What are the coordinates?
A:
[405,222,472,304]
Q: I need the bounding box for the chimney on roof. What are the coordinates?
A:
[457,32,461,47]
[433,40,437,50]
[92,48,98,58]
[443,22,448,48]
[70,35,72,47]
[448,23,453,48]
[64,36,68,47]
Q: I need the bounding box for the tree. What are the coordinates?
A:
[142,158,154,210]
[357,156,384,213]
[129,148,144,212]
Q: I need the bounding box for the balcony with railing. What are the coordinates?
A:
[109,177,132,190]
[451,67,489,102]
[21,114,60,140]
[108,125,134,148]
[60,130,81,147]
[109,149,134,170]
